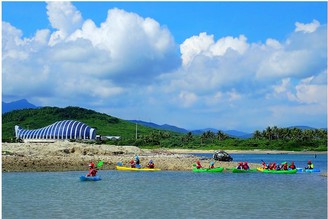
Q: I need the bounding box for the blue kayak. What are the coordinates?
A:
[296,168,320,173]
[305,168,320,173]
[80,176,101,181]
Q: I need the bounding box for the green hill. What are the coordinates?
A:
[2,106,172,142]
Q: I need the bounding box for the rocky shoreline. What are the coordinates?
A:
[1,142,258,172]
[2,142,325,174]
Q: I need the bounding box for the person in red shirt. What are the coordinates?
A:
[196,160,202,169]
[236,162,243,169]
[281,162,288,170]
[86,164,97,177]
[243,162,250,170]
[289,162,296,169]
[209,162,215,169]
[130,159,136,168]
[89,161,95,169]
[147,160,155,169]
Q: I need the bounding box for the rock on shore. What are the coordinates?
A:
[2,141,260,172]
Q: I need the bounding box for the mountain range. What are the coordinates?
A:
[2,99,38,114]
[129,120,252,138]
[3,99,323,138]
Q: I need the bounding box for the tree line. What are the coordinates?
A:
[111,126,326,151]
[253,126,327,141]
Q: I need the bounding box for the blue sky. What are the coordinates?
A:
[2,1,327,132]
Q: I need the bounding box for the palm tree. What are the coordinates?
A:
[272,126,279,140]
[265,126,273,140]
[206,130,215,143]
[253,130,262,140]
[201,132,207,144]
[217,130,226,141]
[291,127,302,140]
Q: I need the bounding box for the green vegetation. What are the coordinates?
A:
[2,106,327,151]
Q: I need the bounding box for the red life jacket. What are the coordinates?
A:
[87,168,97,177]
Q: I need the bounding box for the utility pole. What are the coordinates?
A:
[135,122,138,140]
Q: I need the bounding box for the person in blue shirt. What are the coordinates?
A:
[209,162,215,169]
[135,155,140,165]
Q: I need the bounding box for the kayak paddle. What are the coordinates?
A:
[97,160,104,168]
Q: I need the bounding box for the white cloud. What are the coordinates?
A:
[210,35,248,56]
[288,73,327,104]
[69,8,180,83]
[47,1,83,45]
[180,32,249,66]
[273,78,291,94]
[2,2,180,108]
[180,32,214,66]
[178,91,198,107]
[295,19,320,33]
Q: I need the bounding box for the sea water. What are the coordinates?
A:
[2,154,327,219]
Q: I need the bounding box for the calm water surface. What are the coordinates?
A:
[3,154,327,219]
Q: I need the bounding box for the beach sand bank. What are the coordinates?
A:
[1,142,325,172]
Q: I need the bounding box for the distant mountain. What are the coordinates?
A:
[129,120,189,133]
[2,99,38,114]
[192,128,252,138]
[288,126,317,130]
[191,128,218,135]
[224,130,253,139]
[130,120,253,138]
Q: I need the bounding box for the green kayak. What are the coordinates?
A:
[257,167,297,174]
[192,167,224,173]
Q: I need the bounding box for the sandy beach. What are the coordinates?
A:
[1,141,326,172]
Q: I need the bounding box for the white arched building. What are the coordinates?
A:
[15,120,96,141]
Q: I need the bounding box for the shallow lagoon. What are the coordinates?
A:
[3,153,327,219]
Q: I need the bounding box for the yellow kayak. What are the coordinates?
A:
[116,166,161,172]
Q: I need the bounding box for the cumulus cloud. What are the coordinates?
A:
[180,32,248,66]
[295,19,320,33]
[2,2,180,108]
[47,1,83,45]
[67,8,180,83]
[288,71,327,104]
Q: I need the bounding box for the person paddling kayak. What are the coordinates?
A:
[196,160,202,169]
[147,160,155,169]
[86,163,97,177]
[289,162,296,170]
[135,155,140,165]
[305,160,314,169]
[236,162,243,169]
[130,159,136,168]
[243,162,250,170]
